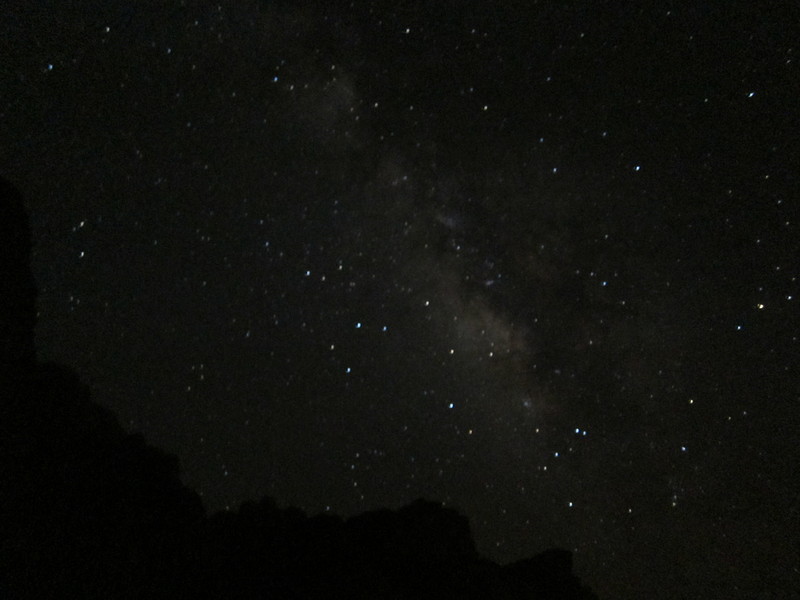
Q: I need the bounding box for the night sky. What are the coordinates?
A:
[2,2,799,597]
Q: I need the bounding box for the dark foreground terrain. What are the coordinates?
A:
[1,176,597,599]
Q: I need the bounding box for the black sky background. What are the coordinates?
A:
[2,2,799,598]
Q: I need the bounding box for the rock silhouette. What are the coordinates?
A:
[0,176,598,599]
[0,176,36,369]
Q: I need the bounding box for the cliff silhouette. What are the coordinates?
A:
[0,176,599,599]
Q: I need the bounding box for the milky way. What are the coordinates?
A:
[3,2,798,598]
